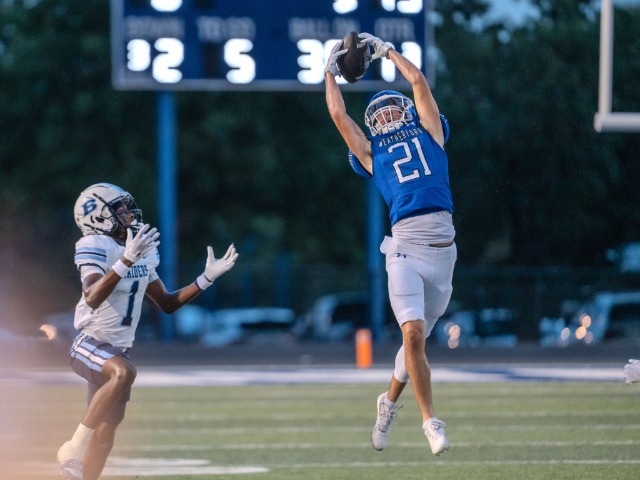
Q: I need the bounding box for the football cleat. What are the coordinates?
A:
[371,392,403,451]
[57,441,83,480]
[423,417,450,456]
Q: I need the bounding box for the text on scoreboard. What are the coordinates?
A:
[111,0,429,91]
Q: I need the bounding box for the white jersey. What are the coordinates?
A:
[73,234,160,348]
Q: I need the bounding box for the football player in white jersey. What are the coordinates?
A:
[57,183,238,480]
[325,34,456,456]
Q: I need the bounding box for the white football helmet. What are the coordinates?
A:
[364,90,416,135]
[74,183,142,236]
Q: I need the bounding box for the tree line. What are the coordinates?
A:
[1,0,639,325]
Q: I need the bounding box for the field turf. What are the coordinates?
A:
[2,379,639,479]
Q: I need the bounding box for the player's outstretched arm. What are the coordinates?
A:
[324,45,373,172]
[386,47,444,148]
[359,32,444,146]
[146,244,239,314]
[198,244,239,288]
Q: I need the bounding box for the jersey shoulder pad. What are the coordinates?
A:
[349,151,371,178]
[74,235,113,268]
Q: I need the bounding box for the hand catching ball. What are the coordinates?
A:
[336,31,371,83]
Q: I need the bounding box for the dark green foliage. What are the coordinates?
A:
[434,0,640,265]
[1,0,640,324]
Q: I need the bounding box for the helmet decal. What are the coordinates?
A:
[80,198,98,216]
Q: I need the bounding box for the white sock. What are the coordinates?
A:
[383,394,397,408]
[69,424,95,455]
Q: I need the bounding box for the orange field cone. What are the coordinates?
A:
[355,328,372,369]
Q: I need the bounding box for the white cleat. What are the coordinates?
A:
[423,417,450,456]
[371,392,403,451]
[57,441,83,480]
[624,359,640,384]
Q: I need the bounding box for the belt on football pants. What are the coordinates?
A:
[428,239,455,248]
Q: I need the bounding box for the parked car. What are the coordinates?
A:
[293,291,398,342]
[539,291,640,347]
[432,308,519,349]
[198,307,296,347]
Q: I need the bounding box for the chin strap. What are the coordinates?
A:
[380,120,406,135]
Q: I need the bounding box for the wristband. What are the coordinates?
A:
[112,260,131,278]
[195,273,214,291]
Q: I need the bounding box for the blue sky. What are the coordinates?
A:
[486,0,640,27]
[485,0,540,26]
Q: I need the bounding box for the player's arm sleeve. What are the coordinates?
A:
[349,151,372,178]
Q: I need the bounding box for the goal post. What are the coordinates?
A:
[594,0,640,132]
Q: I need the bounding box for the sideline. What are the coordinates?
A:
[0,364,625,387]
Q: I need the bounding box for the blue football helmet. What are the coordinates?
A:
[74,183,143,236]
[364,90,416,135]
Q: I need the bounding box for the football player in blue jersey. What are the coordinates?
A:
[57,183,239,480]
[325,33,456,456]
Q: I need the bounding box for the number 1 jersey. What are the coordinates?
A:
[73,235,160,348]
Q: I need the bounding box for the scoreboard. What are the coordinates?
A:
[110,0,430,91]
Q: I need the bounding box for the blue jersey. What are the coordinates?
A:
[349,121,453,226]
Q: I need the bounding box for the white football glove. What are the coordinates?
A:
[624,359,640,384]
[324,41,348,77]
[358,32,392,60]
[195,244,239,290]
[123,224,160,263]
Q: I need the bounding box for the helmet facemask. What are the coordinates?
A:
[365,93,415,135]
[108,197,143,234]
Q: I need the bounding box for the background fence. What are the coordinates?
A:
[173,261,638,342]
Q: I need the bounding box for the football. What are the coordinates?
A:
[336,31,371,83]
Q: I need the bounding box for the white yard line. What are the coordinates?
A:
[0,365,626,387]
[13,456,640,478]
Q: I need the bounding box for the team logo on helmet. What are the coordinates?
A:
[80,198,98,216]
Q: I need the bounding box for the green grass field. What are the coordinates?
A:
[3,379,639,479]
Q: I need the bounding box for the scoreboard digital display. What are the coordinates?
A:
[111,0,430,91]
